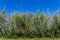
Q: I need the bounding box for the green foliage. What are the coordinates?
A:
[0,10,60,38]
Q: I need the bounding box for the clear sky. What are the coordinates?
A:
[0,0,60,14]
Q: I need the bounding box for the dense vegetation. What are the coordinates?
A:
[0,10,60,38]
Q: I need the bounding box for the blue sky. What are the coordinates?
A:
[0,0,60,14]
